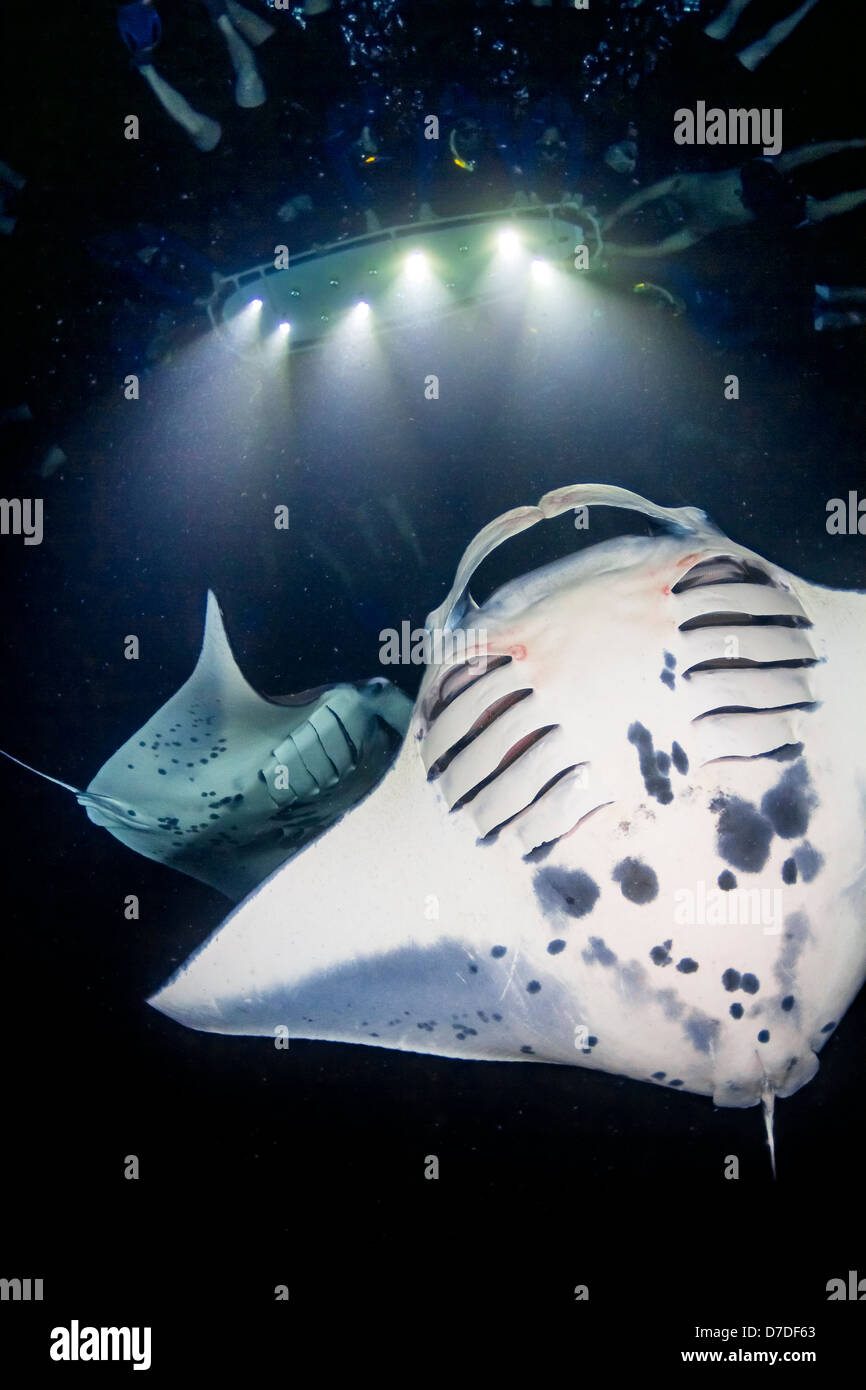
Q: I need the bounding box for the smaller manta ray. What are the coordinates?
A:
[1,592,412,900]
[142,484,866,1173]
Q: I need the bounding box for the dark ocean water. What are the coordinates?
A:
[1,0,865,1361]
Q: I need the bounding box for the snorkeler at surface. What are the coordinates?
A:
[311,87,389,234]
[582,123,641,212]
[336,91,391,233]
[86,223,221,308]
[813,284,866,332]
[603,140,866,259]
[196,0,271,109]
[703,0,820,74]
[514,90,585,207]
[415,84,521,222]
[221,0,275,47]
[116,1,223,151]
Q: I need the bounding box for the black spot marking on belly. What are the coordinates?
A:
[741,973,760,994]
[664,651,676,669]
[761,761,816,840]
[671,741,689,775]
[660,668,675,690]
[730,1003,744,1019]
[758,1029,770,1043]
[652,1071,666,1080]
[721,968,741,992]
[677,958,699,974]
[582,936,617,967]
[547,938,566,955]
[820,1021,836,1033]
[710,795,773,873]
[762,742,804,762]
[491,945,507,959]
[781,995,794,1011]
[669,1078,684,1087]
[534,867,600,918]
[526,980,542,994]
[718,870,737,891]
[782,858,797,884]
[627,722,673,804]
[793,840,824,883]
[650,944,672,967]
[656,750,671,774]
[588,1035,598,1046]
[521,1045,534,1054]
[612,856,659,904]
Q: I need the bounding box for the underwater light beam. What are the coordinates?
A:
[405,251,428,282]
[261,319,292,366]
[497,228,521,258]
[531,258,553,285]
[229,294,267,345]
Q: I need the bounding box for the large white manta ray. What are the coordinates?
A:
[145,483,866,1157]
[6,483,864,1163]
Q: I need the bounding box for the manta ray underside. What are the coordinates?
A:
[6,483,865,1170]
[2,592,412,899]
[145,485,866,1169]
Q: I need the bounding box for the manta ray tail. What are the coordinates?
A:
[761,1084,777,1180]
[0,746,84,797]
[0,747,143,827]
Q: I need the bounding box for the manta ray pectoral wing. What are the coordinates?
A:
[148,737,555,1060]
